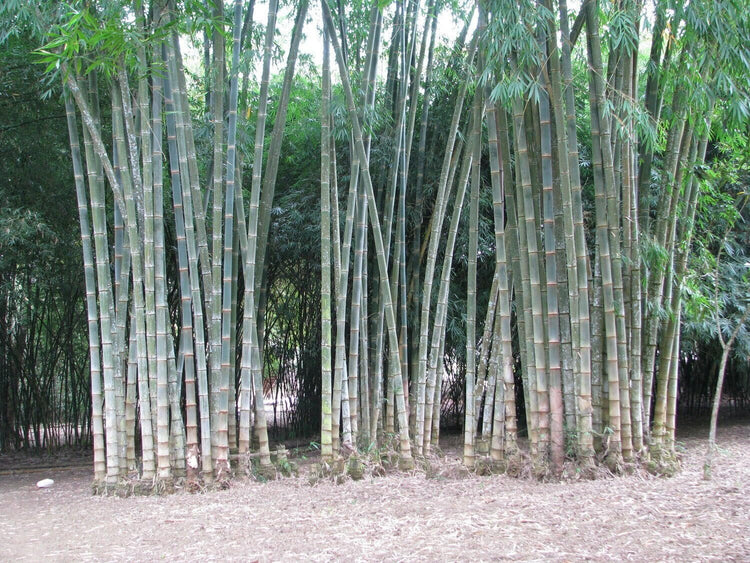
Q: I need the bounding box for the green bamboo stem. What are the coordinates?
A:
[348,179,367,445]
[125,316,137,472]
[591,252,604,437]
[510,57,550,467]
[207,0,226,471]
[211,0,244,477]
[171,35,213,299]
[426,132,473,451]
[239,0,279,468]
[320,26,334,461]
[255,0,310,307]
[112,82,156,480]
[64,94,105,482]
[163,62,198,456]
[478,272,501,437]
[558,0,594,461]
[407,2,438,430]
[397,0,410,438]
[322,0,413,465]
[485,87,518,461]
[81,80,120,484]
[163,48,213,478]
[641,89,689,430]
[584,16,623,462]
[333,151,358,453]
[538,69,565,473]
[464,58,483,468]
[585,3,632,460]
[149,58,172,479]
[414,34,476,454]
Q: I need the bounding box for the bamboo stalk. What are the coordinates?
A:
[322,0,413,465]
[64,94,105,482]
[320,27,334,461]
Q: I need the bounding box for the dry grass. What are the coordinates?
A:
[1,419,749,562]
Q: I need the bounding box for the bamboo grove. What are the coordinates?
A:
[16,0,749,486]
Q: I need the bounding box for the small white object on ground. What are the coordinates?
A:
[36,479,54,488]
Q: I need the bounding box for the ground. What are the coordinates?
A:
[1,419,749,562]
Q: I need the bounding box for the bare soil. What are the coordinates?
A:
[1,420,749,562]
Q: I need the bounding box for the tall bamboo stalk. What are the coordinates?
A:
[464,57,483,468]
[320,26,334,462]
[64,94,105,481]
[485,83,518,461]
[511,55,550,468]
[558,0,594,461]
[585,11,623,461]
[239,0,279,467]
[163,44,213,477]
[322,0,413,465]
[414,34,477,454]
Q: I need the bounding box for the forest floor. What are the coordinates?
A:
[1,417,749,562]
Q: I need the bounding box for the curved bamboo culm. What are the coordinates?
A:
[664,133,710,447]
[652,125,698,450]
[422,136,464,445]
[640,52,689,431]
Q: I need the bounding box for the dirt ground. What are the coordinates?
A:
[1,419,749,562]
